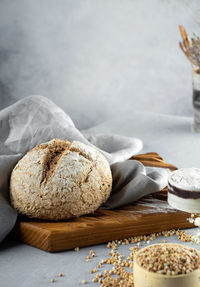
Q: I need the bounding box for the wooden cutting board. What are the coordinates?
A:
[12,153,194,252]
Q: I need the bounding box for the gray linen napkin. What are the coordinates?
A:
[103,161,169,209]
[0,96,169,242]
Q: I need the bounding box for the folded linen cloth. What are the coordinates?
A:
[104,162,169,209]
[0,96,169,242]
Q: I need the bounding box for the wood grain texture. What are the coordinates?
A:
[12,152,193,252]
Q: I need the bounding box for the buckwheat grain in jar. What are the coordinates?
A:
[134,243,200,287]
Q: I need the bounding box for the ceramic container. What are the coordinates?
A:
[134,243,200,287]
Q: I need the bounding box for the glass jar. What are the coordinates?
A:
[192,71,200,132]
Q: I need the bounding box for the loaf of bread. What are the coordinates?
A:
[10,139,112,220]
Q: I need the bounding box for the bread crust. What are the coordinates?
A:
[10,139,112,220]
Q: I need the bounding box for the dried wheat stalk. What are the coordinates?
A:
[179,25,200,73]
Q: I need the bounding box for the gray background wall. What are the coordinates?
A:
[0,0,200,129]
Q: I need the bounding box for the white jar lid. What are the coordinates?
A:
[168,168,200,192]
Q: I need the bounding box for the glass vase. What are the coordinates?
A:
[192,71,200,132]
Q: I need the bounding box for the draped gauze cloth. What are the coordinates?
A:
[0,96,169,242]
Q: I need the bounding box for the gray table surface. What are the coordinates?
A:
[1,112,200,287]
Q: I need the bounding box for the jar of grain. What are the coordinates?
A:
[134,243,200,287]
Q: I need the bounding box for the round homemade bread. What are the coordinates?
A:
[10,139,112,220]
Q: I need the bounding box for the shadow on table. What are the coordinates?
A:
[0,238,21,252]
